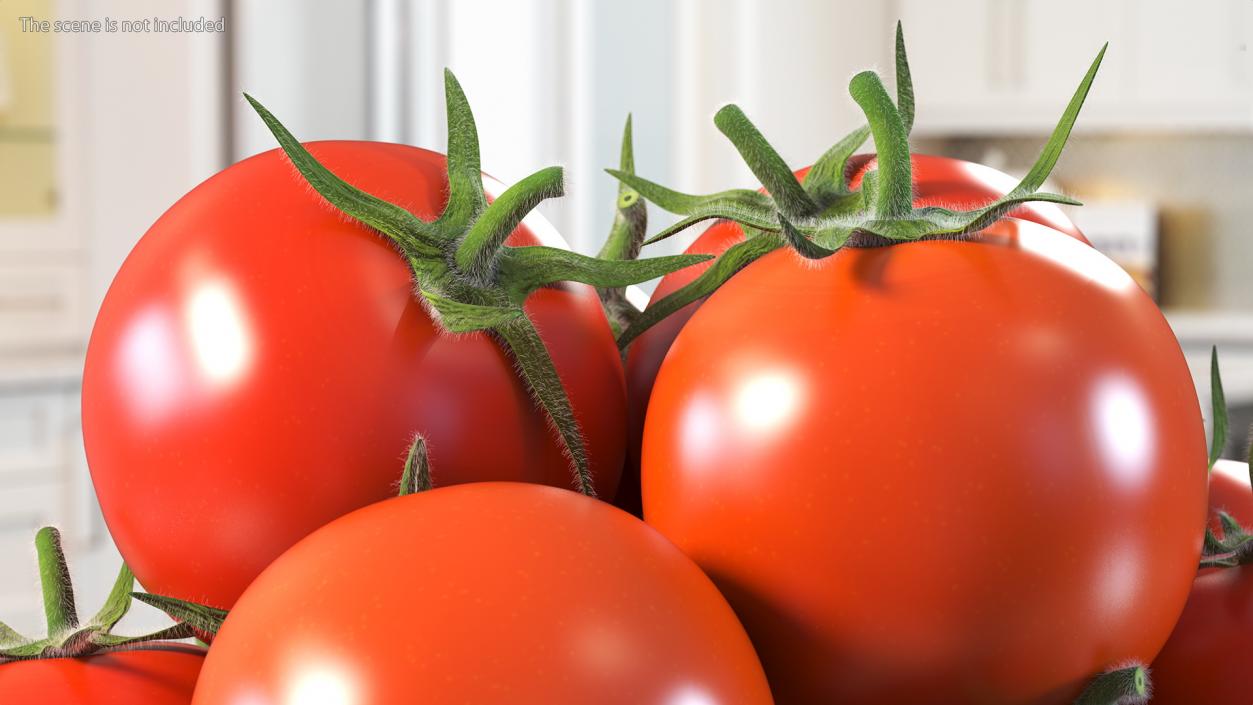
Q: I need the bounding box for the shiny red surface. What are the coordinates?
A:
[641,218,1206,703]
[0,646,203,704]
[191,483,773,705]
[1151,459,1253,704]
[617,154,1088,514]
[83,142,625,609]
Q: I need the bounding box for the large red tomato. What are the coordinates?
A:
[191,482,772,705]
[1150,459,1253,704]
[617,155,1087,514]
[83,142,625,609]
[641,217,1206,703]
[0,646,203,704]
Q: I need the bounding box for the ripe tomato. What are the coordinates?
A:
[83,142,626,609]
[191,482,772,705]
[641,217,1206,703]
[0,646,203,704]
[617,155,1087,514]
[1150,459,1253,705]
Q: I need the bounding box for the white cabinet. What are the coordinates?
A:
[897,0,1253,133]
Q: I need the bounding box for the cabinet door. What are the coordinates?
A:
[901,0,1253,133]
[1126,0,1250,117]
[897,0,1001,113]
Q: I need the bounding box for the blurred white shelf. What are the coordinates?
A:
[0,351,82,389]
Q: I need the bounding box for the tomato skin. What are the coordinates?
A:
[0,646,203,704]
[640,218,1205,704]
[191,482,772,705]
[616,154,1086,514]
[1150,459,1253,705]
[83,142,625,610]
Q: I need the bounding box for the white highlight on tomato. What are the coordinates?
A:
[1019,226,1134,292]
[116,306,185,423]
[186,280,253,384]
[734,371,802,433]
[283,665,360,705]
[667,684,719,705]
[1093,375,1155,486]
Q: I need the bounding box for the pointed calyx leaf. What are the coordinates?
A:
[1199,510,1253,569]
[399,434,433,495]
[618,235,784,349]
[36,527,78,635]
[609,24,1104,346]
[894,20,915,134]
[248,71,705,497]
[802,125,870,206]
[419,290,523,333]
[779,216,838,260]
[713,105,820,219]
[1209,346,1228,471]
[1073,664,1151,705]
[131,592,228,641]
[243,94,441,258]
[87,564,135,632]
[499,247,710,301]
[849,70,913,219]
[433,69,488,237]
[454,166,565,284]
[0,527,197,663]
[603,171,776,247]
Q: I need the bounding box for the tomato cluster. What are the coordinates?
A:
[2,23,1243,705]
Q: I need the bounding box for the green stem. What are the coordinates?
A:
[849,70,913,219]
[1073,664,1150,705]
[495,318,594,497]
[399,434,433,495]
[597,115,649,337]
[35,527,77,634]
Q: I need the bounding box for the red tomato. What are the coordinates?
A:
[641,217,1206,703]
[83,142,625,609]
[191,482,772,705]
[0,646,203,704]
[1150,459,1253,705]
[617,155,1087,514]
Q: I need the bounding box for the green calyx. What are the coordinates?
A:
[245,71,710,498]
[596,115,649,338]
[1074,664,1151,705]
[0,527,195,661]
[611,23,1105,350]
[1199,347,1253,569]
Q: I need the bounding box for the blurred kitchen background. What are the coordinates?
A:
[0,0,1251,632]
